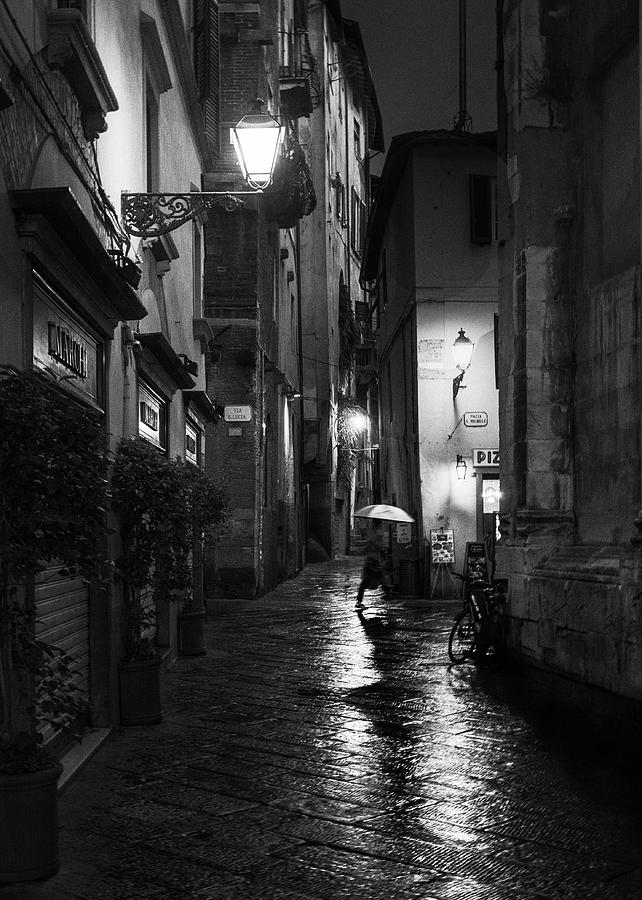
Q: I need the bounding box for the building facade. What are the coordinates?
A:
[361,130,499,595]
[0,0,222,728]
[201,0,316,599]
[496,0,642,705]
[300,4,383,560]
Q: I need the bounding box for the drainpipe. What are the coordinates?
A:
[296,223,306,570]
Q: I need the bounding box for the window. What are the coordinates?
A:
[139,381,167,451]
[353,118,361,159]
[57,0,91,28]
[350,187,366,255]
[192,218,203,317]
[379,249,388,310]
[333,173,346,225]
[469,174,496,245]
[185,417,203,466]
[145,78,159,193]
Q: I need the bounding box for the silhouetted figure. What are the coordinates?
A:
[355,522,392,607]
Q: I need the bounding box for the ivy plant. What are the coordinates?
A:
[0,367,109,773]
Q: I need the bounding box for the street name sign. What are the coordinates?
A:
[224,405,252,422]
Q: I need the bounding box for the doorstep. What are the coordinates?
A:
[58,727,111,793]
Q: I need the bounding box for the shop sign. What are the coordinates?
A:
[33,274,102,408]
[224,405,252,422]
[473,448,499,467]
[464,411,488,427]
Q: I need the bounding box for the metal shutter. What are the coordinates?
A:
[35,566,90,742]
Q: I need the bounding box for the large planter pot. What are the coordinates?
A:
[180,608,207,656]
[0,762,63,884]
[118,655,162,725]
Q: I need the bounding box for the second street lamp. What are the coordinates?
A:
[121,112,285,238]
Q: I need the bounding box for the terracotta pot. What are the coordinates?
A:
[0,762,63,884]
[179,608,207,656]
[118,655,162,725]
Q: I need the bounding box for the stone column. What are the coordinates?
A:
[497,0,575,576]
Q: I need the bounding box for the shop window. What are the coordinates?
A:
[138,381,167,452]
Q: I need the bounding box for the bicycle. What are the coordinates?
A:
[447,571,508,664]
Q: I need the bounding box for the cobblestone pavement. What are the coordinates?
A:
[4,557,642,899]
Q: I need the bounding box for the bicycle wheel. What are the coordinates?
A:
[448,609,476,663]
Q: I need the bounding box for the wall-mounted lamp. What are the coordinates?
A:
[452,328,474,399]
[455,454,468,480]
[122,111,285,238]
[284,390,302,401]
[231,113,286,190]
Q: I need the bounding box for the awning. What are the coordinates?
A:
[137,332,195,389]
[9,187,146,322]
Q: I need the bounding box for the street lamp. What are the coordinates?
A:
[121,112,285,238]
[455,454,468,480]
[452,328,474,399]
[231,114,285,190]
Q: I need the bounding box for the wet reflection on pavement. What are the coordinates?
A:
[5,556,642,899]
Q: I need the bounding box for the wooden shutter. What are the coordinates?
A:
[194,0,220,157]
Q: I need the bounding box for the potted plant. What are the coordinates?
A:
[0,367,108,884]
[176,464,228,656]
[111,438,227,720]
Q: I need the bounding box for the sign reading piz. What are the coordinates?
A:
[473,448,499,466]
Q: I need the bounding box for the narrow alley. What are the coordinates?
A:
[5,557,642,900]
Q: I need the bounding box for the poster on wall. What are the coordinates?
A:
[430,528,455,564]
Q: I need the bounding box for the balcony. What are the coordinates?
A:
[279,30,320,118]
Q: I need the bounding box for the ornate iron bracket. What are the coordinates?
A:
[121,191,259,238]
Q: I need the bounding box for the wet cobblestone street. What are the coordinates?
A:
[4,556,642,899]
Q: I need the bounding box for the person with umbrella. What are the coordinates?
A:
[355,520,392,608]
[353,505,414,608]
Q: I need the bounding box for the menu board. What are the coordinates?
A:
[430,529,455,564]
[463,541,491,582]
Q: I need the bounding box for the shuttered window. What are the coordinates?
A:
[469,173,494,245]
[193,0,220,156]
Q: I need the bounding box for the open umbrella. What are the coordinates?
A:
[354,504,415,523]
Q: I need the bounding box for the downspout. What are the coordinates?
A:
[296,223,306,570]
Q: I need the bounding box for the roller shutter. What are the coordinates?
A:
[35,565,90,741]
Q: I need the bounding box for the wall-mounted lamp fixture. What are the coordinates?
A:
[122,110,285,238]
[455,454,468,480]
[284,390,302,401]
[452,328,474,399]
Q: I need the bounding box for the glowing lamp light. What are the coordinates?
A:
[231,113,285,190]
[453,328,474,371]
[452,328,474,399]
[347,410,368,434]
[456,454,468,480]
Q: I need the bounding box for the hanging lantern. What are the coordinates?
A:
[231,114,286,190]
[452,328,474,371]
